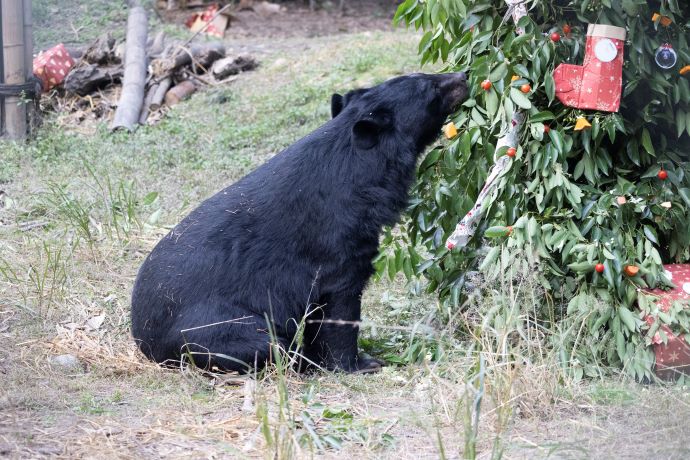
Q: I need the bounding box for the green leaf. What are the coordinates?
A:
[679,188,690,208]
[509,87,531,109]
[548,129,565,154]
[568,262,594,273]
[640,128,655,155]
[479,246,501,271]
[544,73,555,103]
[530,111,555,123]
[484,226,510,238]
[485,88,498,118]
[643,226,658,245]
[489,62,509,82]
[142,191,159,205]
[618,306,637,333]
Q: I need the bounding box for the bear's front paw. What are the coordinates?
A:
[348,353,385,374]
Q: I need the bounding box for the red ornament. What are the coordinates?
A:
[595,263,605,273]
[506,147,517,158]
[481,80,492,90]
[658,169,668,180]
[551,32,561,42]
[563,24,571,35]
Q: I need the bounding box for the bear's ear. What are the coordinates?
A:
[352,111,391,150]
[331,93,344,118]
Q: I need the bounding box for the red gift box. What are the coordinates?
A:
[185,4,229,38]
[32,43,75,91]
[642,264,690,380]
[553,24,626,113]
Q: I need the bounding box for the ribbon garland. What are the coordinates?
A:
[446,0,528,250]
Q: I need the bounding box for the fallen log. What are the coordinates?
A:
[63,64,124,95]
[138,83,158,124]
[150,77,172,111]
[111,0,148,132]
[82,33,118,65]
[211,54,259,80]
[164,80,196,106]
[152,42,225,78]
[149,31,167,58]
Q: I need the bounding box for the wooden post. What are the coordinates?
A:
[1,0,27,140]
[0,1,5,135]
[110,0,148,132]
[23,0,32,76]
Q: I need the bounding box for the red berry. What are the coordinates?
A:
[595,263,605,273]
[506,147,516,158]
[563,24,571,35]
[658,169,668,180]
[481,79,492,90]
[520,83,531,94]
[507,226,513,235]
[551,32,561,42]
[543,124,551,133]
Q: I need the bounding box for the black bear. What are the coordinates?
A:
[131,72,468,373]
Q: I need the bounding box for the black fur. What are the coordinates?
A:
[131,72,468,373]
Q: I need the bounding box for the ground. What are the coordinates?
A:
[2,1,690,459]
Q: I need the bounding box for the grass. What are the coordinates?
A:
[3,8,690,459]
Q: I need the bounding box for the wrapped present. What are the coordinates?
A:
[643,264,690,380]
[185,4,230,38]
[32,43,75,91]
[553,24,626,112]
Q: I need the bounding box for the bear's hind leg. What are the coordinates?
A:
[173,310,291,373]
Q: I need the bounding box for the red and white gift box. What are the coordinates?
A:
[553,24,626,113]
[32,43,75,91]
[643,264,690,380]
[185,4,230,38]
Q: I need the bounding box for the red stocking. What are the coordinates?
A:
[553,24,626,113]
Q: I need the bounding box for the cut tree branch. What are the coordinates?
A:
[111,0,148,132]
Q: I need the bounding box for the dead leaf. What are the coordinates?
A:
[86,313,106,330]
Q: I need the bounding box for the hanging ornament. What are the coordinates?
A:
[655,43,677,69]
[553,24,626,113]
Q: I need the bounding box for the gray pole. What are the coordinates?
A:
[1,0,27,140]
[23,0,32,78]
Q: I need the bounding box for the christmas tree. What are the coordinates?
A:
[385,0,690,380]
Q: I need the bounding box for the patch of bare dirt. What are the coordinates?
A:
[161,0,401,40]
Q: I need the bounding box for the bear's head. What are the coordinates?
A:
[330,72,468,152]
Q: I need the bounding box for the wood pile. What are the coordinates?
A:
[48,1,258,131]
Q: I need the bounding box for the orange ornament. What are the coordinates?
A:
[443,122,458,139]
[520,83,531,93]
[574,117,591,131]
[624,265,640,277]
[652,13,673,27]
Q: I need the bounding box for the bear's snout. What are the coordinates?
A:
[438,72,469,112]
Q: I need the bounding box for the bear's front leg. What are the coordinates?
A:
[303,293,382,374]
